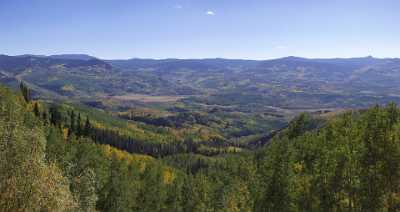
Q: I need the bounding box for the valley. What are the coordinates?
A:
[2,54,400,151]
[2,54,400,211]
[109,94,187,103]
[2,0,399,210]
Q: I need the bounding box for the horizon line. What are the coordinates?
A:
[2,53,399,61]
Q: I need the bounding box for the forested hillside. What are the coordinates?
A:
[3,54,400,156]
[2,83,400,211]
[2,54,400,109]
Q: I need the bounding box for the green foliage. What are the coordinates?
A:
[3,82,400,211]
[255,104,400,211]
[19,81,31,102]
[0,85,77,211]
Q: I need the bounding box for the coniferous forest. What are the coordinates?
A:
[2,79,400,211]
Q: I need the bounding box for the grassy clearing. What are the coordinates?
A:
[111,94,186,103]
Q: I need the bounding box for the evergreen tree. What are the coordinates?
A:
[49,106,62,126]
[257,138,291,211]
[19,81,31,102]
[138,166,167,212]
[77,113,82,137]
[70,111,76,134]
[101,154,136,212]
[84,116,91,137]
[33,102,40,117]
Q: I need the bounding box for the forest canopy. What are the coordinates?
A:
[1,83,400,211]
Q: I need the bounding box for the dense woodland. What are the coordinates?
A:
[2,83,400,211]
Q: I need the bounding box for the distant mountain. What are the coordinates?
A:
[0,54,111,73]
[107,58,260,71]
[0,54,115,99]
[107,58,175,70]
[259,56,384,67]
[1,53,400,109]
[108,56,392,73]
[49,54,98,61]
[15,54,47,58]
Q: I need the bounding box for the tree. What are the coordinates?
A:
[182,173,212,212]
[76,168,98,212]
[138,165,167,212]
[33,102,40,117]
[257,138,292,211]
[221,179,252,212]
[84,116,91,137]
[359,107,386,211]
[0,87,76,211]
[165,175,184,212]
[101,154,136,212]
[77,113,82,137]
[49,106,62,126]
[19,81,31,102]
[70,111,76,134]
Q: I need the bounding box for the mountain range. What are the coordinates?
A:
[1,54,400,110]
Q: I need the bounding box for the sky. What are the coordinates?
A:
[0,0,399,59]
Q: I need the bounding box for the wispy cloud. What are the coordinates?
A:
[174,4,183,9]
[206,10,215,16]
[275,45,287,50]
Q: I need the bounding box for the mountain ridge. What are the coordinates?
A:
[3,53,399,62]
[1,53,400,110]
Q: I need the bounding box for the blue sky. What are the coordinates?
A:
[0,0,399,59]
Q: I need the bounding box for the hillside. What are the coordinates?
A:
[2,54,400,145]
[1,55,400,109]
[0,84,196,211]
[2,83,400,211]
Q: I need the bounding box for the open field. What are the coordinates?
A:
[110,94,187,103]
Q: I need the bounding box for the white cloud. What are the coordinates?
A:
[174,5,183,9]
[206,10,215,16]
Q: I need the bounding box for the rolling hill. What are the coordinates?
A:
[1,54,400,110]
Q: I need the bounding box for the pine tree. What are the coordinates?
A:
[84,116,91,137]
[165,176,184,212]
[70,111,76,133]
[101,154,135,212]
[33,102,40,117]
[76,113,82,137]
[257,138,291,211]
[49,106,62,127]
[19,82,31,102]
[138,166,167,212]
[359,107,385,211]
